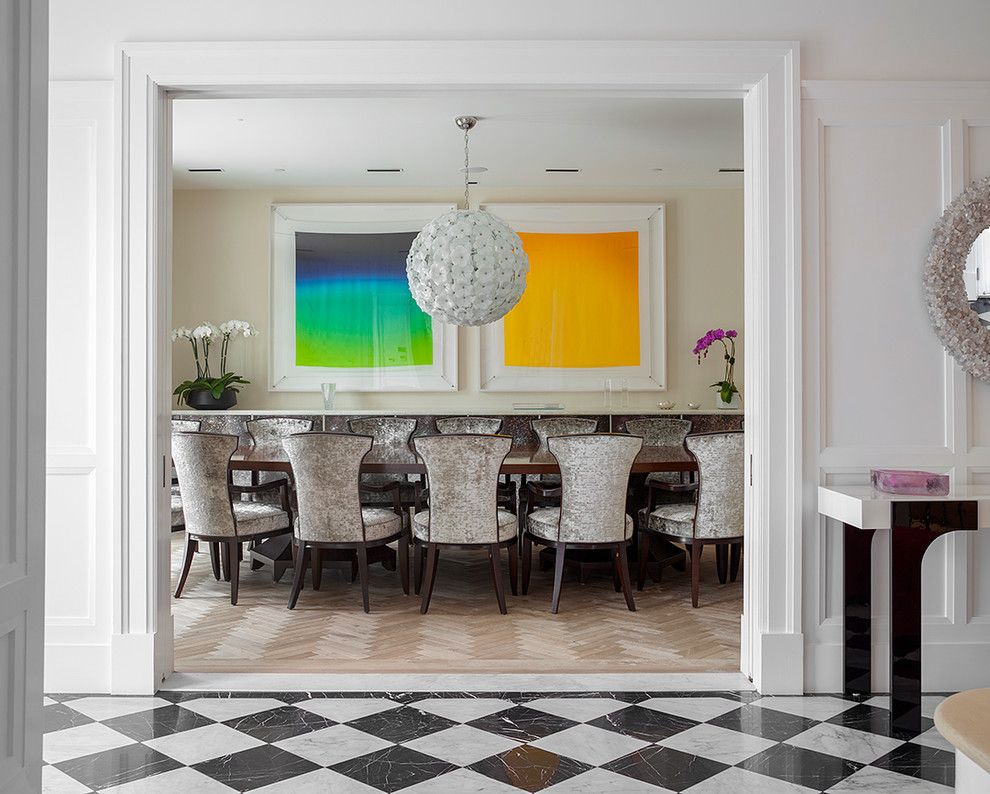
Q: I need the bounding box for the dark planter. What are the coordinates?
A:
[185,388,237,411]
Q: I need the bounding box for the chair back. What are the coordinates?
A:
[531,417,598,453]
[625,418,691,446]
[283,432,372,543]
[548,433,643,543]
[348,417,417,447]
[436,416,503,435]
[687,432,745,540]
[171,419,201,433]
[413,434,512,544]
[171,432,238,537]
[247,416,314,447]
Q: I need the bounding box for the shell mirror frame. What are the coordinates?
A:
[924,176,990,380]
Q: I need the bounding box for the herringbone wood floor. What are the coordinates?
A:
[171,534,742,673]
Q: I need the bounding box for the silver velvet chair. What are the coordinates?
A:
[169,418,222,578]
[625,418,693,486]
[523,433,642,614]
[523,417,601,531]
[436,416,503,434]
[172,432,292,605]
[638,432,744,607]
[246,416,313,488]
[283,433,407,613]
[412,434,517,614]
[348,417,419,509]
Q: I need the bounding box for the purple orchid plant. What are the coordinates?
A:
[693,328,739,404]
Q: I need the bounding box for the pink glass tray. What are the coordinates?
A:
[870,468,950,496]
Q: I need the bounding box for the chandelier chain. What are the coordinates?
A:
[463,126,470,209]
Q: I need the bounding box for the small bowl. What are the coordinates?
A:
[687,402,701,410]
[658,401,676,410]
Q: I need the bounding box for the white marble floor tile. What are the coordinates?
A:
[657,722,777,765]
[410,698,514,723]
[293,697,401,722]
[175,697,287,722]
[401,768,521,793]
[62,697,173,721]
[524,697,631,722]
[42,765,93,794]
[403,725,521,766]
[43,723,135,764]
[273,724,393,767]
[544,767,674,792]
[825,765,954,793]
[637,697,742,722]
[685,766,818,793]
[143,723,264,765]
[750,696,858,721]
[785,722,905,764]
[99,766,237,793]
[922,695,946,718]
[251,768,381,793]
[910,726,955,752]
[530,723,651,766]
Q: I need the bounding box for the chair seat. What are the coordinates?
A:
[642,503,696,536]
[232,501,291,537]
[412,509,517,542]
[646,471,683,485]
[526,507,634,542]
[293,508,403,543]
[170,486,184,527]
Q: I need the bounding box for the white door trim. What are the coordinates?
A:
[115,39,803,694]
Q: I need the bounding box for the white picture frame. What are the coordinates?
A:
[270,203,458,392]
[478,203,666,392]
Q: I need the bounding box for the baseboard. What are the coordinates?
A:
[753,632,804,694]
[111,632,160,694]
[45,643,111,693]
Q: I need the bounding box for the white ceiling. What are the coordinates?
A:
[171,95,743,190]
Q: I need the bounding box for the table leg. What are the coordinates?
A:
[844,523,875,699]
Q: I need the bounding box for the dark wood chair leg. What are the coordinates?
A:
[615,543,636,612]
[612,555,622,592]
[209,542,221,581]
[228,540,240,606]
[729,542,741,582]
[287,544,307,609]
[356,545,371,613]
[221,541,232,582]
[250,539,263,570]
[637,530,650,591]
[691,540,703,608]
[414,543,424,595]
[489,544,507,615]
[174,537,197,598]
[550,544,566,614]
[715,544,729,584]
[398,534,410,595]
[522,535,533,595]
[507,541,518,596]
[420,543,439,614]
[312,548,322,590]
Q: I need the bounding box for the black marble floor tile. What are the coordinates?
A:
[469,744,591,793]
[54,744,183,790]
[604,745,728,791]
[222,705,337,742]
[102,704,217,741]
[588,704,698,742]
[44,702,95,734]
[332,745,458,793]
[708,704,819,742]
[192,744,320,791]
[871,742,955,787]
[467,705,580,743]
[738,743,863,790]
[347,705,458,744]
[826,703,934,740]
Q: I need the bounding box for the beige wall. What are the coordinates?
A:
[171,186,743,411]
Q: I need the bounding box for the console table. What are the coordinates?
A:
[818,484,990,734]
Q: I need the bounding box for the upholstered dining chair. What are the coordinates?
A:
[412,434,517,614]
[625,418,693,487]
[523,433,642,614]
[435,416,503,434]
[637,431,744,607]
[347,417,419,509]
[523,417,600,523]
[283,432,408,613]
[170,419,201,528]
[172,432,292,605]
[246,416,313,487]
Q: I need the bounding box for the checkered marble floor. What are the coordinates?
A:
[42,690,955,793]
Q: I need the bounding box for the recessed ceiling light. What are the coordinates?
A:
[467,180,479,185]
[366,168,403,173]
[187,168,223,173]
[718,168,744,173]
[545,168,581,173]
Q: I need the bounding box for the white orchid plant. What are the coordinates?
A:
[171,320,258,405]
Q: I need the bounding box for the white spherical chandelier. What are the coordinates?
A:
[406,117,529,326]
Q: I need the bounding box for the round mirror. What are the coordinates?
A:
[924,176,990,379]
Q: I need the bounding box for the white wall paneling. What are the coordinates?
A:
[803,83,990,692]
[45,83,114,693]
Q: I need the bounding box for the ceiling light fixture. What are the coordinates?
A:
[545,168,580,173]
[718,168,744,173]
[366,168,404,173]
[406,116,529,327]
[187,167,223,173]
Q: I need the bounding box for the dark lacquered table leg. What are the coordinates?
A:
[844,523,876,699]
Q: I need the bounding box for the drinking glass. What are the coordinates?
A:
[320,382,336,411]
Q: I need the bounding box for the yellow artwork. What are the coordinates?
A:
[503,231,641,368]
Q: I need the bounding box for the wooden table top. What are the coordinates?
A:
[231,442,695,475]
